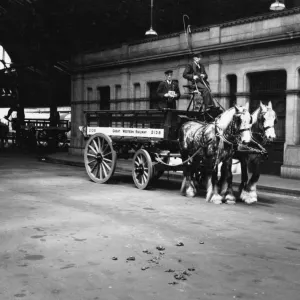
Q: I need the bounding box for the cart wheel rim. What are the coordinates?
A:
[84,133,116,183]
[132,149,153,190]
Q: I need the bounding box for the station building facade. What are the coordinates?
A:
[70,7,300,179]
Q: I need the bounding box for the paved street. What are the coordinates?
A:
[1,153,300,300]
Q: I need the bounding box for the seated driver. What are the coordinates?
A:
[183,52,218,111]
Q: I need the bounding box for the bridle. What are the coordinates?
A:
[216,111,252,146]
[236,107,277,157]
[252,108,277,145]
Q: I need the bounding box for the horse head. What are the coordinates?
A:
[257,101,277,142]
[216,103,252,145]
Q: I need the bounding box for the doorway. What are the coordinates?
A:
[248,70,286,175]
[227,74,237,107]
[97,86,110,110]
[148,81,161,109]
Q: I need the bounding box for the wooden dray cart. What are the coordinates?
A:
[83,107,221,189]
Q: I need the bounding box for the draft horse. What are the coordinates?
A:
[178,104,252,204]
[228,101,277,204]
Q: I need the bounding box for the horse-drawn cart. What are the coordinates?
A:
[83,108,221,190]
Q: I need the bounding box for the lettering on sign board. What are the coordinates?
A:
[87,127,164,138]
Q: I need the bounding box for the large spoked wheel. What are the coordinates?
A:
[84,133,117,183]
[132,149,153,190]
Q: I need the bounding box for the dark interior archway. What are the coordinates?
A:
[248,70,287,175]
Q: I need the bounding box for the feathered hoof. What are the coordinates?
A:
[244,196,258,204]
[186,186,196,198]
[225,194,236,205]
[211,194,223,205]
[249,190,257,199]
[239,189,248,202]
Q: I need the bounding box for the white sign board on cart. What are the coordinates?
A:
[87,127,164,138]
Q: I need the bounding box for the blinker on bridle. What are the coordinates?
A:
[234,113,251,134]
[260,111,277,131]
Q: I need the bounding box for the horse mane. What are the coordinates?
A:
[215,107,236,131]
[251,107,261,126]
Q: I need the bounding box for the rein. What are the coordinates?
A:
[236,109,273,155]
[154,145,204,167]
[215,114,251,146]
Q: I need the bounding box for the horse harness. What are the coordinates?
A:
[236,109,272,157]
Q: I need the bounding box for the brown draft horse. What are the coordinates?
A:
[223,101,277,204]
[178,103,252,204]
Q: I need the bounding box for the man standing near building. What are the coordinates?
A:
[157,69,181,109]
[183,52,218,110]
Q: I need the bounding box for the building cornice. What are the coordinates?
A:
[80,8,300,53]
[73,30,300,74]
[221,7,300,28]
[285,89,300,95]
[235,92,250,97]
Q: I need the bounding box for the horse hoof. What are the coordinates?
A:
[226,200,236,205]
[186,187,196,198]
[225,194,236,205]
[225,197,236,205]
[240,190,248,202]
[249,190,257,199]
[245,197,257,204]
[211,195,223,205]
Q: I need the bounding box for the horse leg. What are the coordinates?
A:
[210,164,223,205]
[180,152,188,195]
[185,168,197,198]
[219,162,227,196]
[186,160,197,197]
[244,156,260,204]
[180,161,196,198]
[223,158,236,204]
[180,174,187,195]
[205,158,214,202]
[239,156,250,202]
[190,157,202,195]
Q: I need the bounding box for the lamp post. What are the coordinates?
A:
[145,0,157,36]
[270,0,285,11]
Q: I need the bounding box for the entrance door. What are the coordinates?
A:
[148,81,161,109]
[97,86,110,110]
[248,71,286,175]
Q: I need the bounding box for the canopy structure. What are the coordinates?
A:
[0,0,295,108]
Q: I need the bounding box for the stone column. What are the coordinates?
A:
[110,85,115,110]
[120,68,130,110]
[70,73,85,156]
[281,66,300,178]
[208,55,224,109]
[208,55,221,93]
[218,74,231,110]
[236,73,250,106]
[215,94,231,110]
